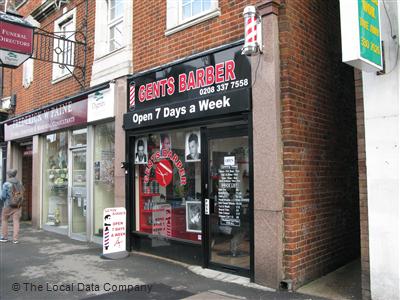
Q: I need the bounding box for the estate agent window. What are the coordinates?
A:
[134,127,202,243]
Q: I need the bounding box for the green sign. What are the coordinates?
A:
[358,0,381,66]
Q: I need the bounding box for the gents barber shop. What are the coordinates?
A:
[123,43,254,277]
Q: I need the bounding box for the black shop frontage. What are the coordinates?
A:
[123,43,254,278]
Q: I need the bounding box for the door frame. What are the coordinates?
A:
[68,145,88,241]
[201,124,254,279]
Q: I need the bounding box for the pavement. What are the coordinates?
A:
[0,223,328,300]
[297,260,361,300]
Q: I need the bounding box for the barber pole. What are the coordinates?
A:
[242,6,262,56]
[246,15,257,43]
[129,83,136,110]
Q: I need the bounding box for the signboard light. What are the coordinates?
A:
[242,6,262,56]
[340,0,383,72]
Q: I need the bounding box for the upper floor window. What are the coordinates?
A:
[166,0,219,35]
[182,0,212,21]
[52,8,76,82]
[22,58,34,88]
[107,0,124,52]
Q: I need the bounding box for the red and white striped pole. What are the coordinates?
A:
[242,6,262,56]
[129,82,135,110]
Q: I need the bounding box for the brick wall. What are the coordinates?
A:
[354,70,370,299]
[2,0,95,116]
[132,0,257,73]
[279,0,360,287]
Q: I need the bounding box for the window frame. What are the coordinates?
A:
[22,58,34,88]
[52,8,76,83]
[107,0,124,53]
[166,0,220,36]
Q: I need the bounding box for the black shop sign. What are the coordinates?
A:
[123,45,251,130]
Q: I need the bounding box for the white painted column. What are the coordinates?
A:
[363,1,400,299]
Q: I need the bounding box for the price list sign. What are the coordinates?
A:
[218,164,242,227]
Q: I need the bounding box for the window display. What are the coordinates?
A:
[42,131,69,229]
[135,128,201,243]
[93,122,115,237]
[134,137,148,164]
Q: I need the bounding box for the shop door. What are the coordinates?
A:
[70,148,87,239]
[204,127,252,276]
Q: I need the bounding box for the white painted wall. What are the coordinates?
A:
[90,0,133,86]
[362,1,400,299]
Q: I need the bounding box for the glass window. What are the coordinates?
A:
[109,0,124,21]
[107,0,124,52]
[72,128,87,147]
[42,131,69,229]
[134,128,202,243]
[182,0,213,21]
[22,59,34,88]
[93,122,115,237]
[53,9,76,80]
[166,0,218,30]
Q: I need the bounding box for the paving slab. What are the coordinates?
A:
[0,224,327,300]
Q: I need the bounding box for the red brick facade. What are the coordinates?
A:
[1,0,362,291]
[279,0,360,287]
[2,0,95,115]
[132,0,256,72]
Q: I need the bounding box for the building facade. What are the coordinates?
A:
[0,0,127,244]
[3,0,398,298]
[124,0,360,290]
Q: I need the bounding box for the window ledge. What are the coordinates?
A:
[165,8,221,36]
[51,72,73,85]
[94,46,127,62]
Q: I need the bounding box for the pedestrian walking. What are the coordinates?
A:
[0,169,24,244]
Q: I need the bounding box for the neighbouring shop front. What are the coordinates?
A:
[3,83,116,243]
[124,44,254,277]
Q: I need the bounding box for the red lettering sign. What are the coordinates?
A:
[0,21,33,54]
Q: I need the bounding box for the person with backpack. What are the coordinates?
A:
[0,169,24,244]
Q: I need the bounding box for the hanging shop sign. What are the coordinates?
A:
[4,98,87,141]
[340,0,382,72]
[0,14,35,68]
[124,45,251,129]
[87,83,115,122]
[103,207,128,258]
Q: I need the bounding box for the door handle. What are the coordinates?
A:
[205,198,210,215]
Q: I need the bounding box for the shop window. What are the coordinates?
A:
[166,0,219,35]
[52,8,76,82]
[42,131,69,229]
[93,122,115,237]
[134,128,202,243]
[22,58,34,88]
[107,0,124,52]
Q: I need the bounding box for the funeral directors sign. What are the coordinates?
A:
[4,98,88,141]
[124,45,251,129]
[0,13,34,68]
